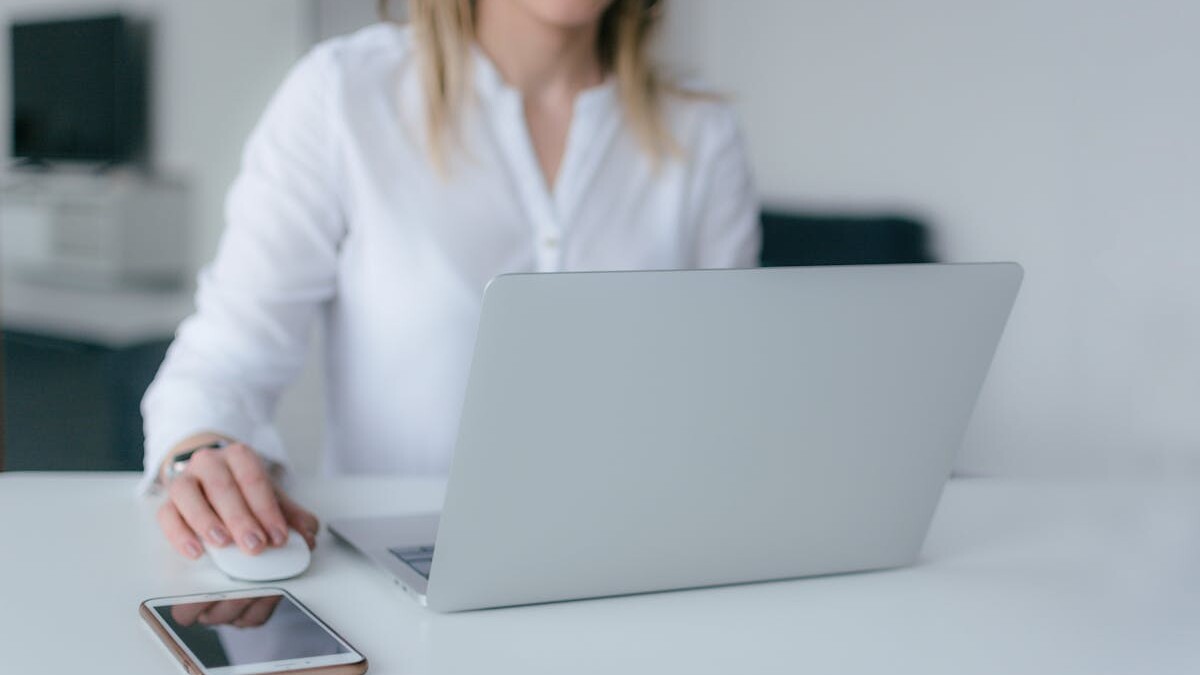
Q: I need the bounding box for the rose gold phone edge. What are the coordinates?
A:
[138,589,368,675]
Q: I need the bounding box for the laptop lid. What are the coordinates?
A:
[427,264,1022,611]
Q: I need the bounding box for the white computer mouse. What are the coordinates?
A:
[204,529,312,581]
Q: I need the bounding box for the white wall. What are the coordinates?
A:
[663,0,1200,476]
[314,0,383,42]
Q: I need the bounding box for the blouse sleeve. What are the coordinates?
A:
[689,105,762,269]
[138,44,346,493]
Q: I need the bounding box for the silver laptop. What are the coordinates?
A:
[330,263,1022,612]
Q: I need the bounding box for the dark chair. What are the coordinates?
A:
[759,209,936,267]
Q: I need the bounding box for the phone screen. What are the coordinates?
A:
[151,592,350,669]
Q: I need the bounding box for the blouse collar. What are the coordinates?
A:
[470,44,617,115]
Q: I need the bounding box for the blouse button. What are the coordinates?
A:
[543,235,559,249]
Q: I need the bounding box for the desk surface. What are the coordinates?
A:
[1,473,1196,675]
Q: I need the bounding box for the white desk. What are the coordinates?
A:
[1,473,1197,674]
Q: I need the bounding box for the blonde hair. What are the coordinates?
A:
[381,0,677,172]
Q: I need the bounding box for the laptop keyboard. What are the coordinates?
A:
[388,545,435,578]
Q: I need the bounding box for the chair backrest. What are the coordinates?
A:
[759,209,936,267]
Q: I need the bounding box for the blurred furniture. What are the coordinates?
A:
[1,472,1192,674]
[759,208,935,267]
[0,282,191,471]
[0,173,188,289]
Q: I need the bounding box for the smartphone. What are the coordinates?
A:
[140,587,368,675]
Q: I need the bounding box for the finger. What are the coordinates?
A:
[168,473,232,547]
[232,595,282,628]
[189,449,268,555]
[157,501,203,559]
[172,601,217,627]
[224,443,289,547]
[277,490,320,550]
[197,598,256,625]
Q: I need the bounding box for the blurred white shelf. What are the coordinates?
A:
[0,280,192,347]
[1,172,190,290]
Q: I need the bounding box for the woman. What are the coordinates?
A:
[144,0,759,560]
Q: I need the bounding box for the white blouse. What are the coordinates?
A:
[139,24,760,491]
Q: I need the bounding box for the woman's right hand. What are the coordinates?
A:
[155,434,319,559]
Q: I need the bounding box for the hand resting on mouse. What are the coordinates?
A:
[155,433,320,560]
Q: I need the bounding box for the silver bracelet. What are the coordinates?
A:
[164,439,229,482]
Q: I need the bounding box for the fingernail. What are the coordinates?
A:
[184,541,202,559]
[244,532,263,550]
[270,528,287,546]
[209,527,231,546]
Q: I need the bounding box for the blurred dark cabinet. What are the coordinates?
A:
[2,329,169,470]
[0,282,191,472]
